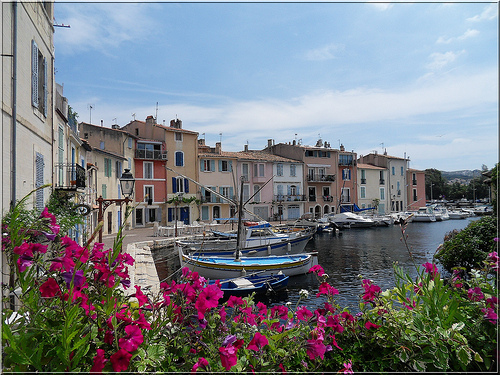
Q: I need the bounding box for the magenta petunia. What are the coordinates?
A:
[306,338,326,360]
[109,349,132,372]
[309,264,325,276]
[296,305,313,321]
[90,348,107,373]
[422,262,439,279]
[118,324,144,352]
[246,332,269,351]
[195,284,223,319]
[482,307,498,323]
[191,357,209,373]
[365,321,381,330]
[317,282,339,297]
[219,345,238,371]
[62,268,86,289]
[227,295,245,307]
[134,285,148,307]
[39,277,62,298]
[467,287,484,302]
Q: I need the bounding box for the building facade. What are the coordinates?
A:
[407,168,426,211]
[357,163,389,213]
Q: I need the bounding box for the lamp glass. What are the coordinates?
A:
[119,169,135,198]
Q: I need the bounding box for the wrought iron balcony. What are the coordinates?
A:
[274,194,306,202]
[307,174,335,182]
[135,149,167,160]
[54,163,86,190]
[322,195,333,202]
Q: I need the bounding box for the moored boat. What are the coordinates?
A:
[179,249,319,279]
[325,212,375,228]
[207,273,289,297]
[411,207,436,222]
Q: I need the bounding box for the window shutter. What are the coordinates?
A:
[287,185,291,195]
[218,160,222,171]
[168,208,173,222]
[200,159,204,171]
[229,187,233,200]
[254,164,257,177]
[157,207,162,222]
[297,186,300,195]
[229,160,233,172]
[43,57,48,116]
[172,177,177,193]
[31,40,39,107]
[210,160,215,171]
[35,153,44,211]
[184,179,189,193]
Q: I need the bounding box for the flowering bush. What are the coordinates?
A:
[2,196,498,372]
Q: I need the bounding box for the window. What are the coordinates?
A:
[175,132,183,141]
[380,187,385,200]
[135,128,139,136]
[253,185,261,202]
[361,169,366,184]
[401,166,404,176]
[143,162,153,179]
[379,171,385,184]
[254,163,265,177]
[413,188,418,202]
[172,177,189,194]
[392,166,395,175]
[116,161,122,179]
[341,188,350,203]
[342,169,351,180]
[308,186,316,201]
[291,185,298,196]
[201,159,215,172]
[360,186,366,199]
[31,40,48,116]
[219,160,231,172]
[397,181,401,195]
[100,141,105,150]
[243,185,250,202]
[144,186,153,203]
[220,186,232,200]
[277,164,283,176]
[242,163,249,181]
[175,151,184,167]
[128,138,132,148]
[290,164,296,177]
[339,154,353,165]
[104,158,112,177]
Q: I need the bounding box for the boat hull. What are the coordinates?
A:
[179,251,319,279]
[208,274,289,297]
[177,231,313,257]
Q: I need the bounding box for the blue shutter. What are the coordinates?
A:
[35,153,44,211]
[210,160,215,171]
[218,160,222,171]
[43,57,47,116]
[168,208,173,222]
[229,187,233,200]
[31,40,38,107]
[172,177,177,193]
[184,179,189,193]
[200,159,204,171]
[229,160,233,172]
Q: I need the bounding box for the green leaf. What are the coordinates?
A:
[457,346,471,366]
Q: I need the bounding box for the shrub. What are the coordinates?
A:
[434,216,498,274]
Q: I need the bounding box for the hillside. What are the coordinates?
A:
[441,169,482,183]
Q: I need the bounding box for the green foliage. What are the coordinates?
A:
[46,190,85,236]
[434,216,498,273]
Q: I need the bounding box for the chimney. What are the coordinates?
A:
[267,139,273,148]
[292,140,296,145]
[244,144,249,152]
[215,142,221,154]
[340,144,345,151]
[100,120,103,127]
[146,115,155,125]
[170,119,182,128]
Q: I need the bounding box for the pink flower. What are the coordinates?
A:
[296,305,313,321]
[134,285,148,307]
[62,269,86,289]
[110,349,132,372]
[227,295,245,308]
[339,359,354,374]
[365,321,381,330]
[17,254,33,272]
[39,278,61,298]
[90,349,107,373]
[191,357,209,373]
[309,264,325,276]
[195,284,223,319]
[219,345,238,371]
[326,314,344,333]
[486,296,499,308]
[467,287,484,302]
[118,324,144,352]
[482,307,498,323]
[422,262,439,279]
[246,332,269,351]
[317,282,339,297]
[306,338,326,360]
[362,279,381,302]
[486,251,499,270]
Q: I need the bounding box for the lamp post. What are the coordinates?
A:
[97,168,135,243]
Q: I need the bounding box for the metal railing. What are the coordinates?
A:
[307,174,335,182]
[135,149,167,160]
[274,194,306,202]
[54,163,86,190]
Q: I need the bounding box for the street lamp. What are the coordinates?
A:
[97,168,135,243]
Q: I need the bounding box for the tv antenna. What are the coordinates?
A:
[131,113,136,121]
[87,104,94,124]
[219,133,222,143]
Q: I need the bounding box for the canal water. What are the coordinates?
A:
[258,217,480,312]
[153,217,480,312]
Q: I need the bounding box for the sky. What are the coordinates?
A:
[53,1,498,172]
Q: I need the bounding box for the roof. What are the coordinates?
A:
[408,168,425,173]
[357,163,386,170]
[92,148,127,160]
[79,122,138,138]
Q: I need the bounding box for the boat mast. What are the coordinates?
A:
[235,176,245,261]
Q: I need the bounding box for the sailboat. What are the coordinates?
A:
[178,176,319,279]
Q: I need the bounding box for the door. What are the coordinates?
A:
[107,212,112,234]
[180,207,190,224]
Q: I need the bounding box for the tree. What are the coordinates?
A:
[425,169,447,201]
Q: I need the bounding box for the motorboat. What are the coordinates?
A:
[207,273,289,297]
[411,207,436,222]
[291,214,331,232]
[179,249,319,279]
[361,213,394,226]
[430,204,450,221]
[325,212,375,228]
[176,221,314,257]
[448,209,469,220]
[390,212,414,224]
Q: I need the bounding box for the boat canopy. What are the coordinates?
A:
[340,204,376,213]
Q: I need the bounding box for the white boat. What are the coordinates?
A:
[448,210,469,219]
[390,212,414,224]
[291,214,331,232]
[430,204,450,221]
[176,222,314,257]
[411,207,436,222]
[361,213,394,226]
[179,250,319,279]
[325,212,375,228]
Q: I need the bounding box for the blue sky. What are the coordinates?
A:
[53,1,498,172]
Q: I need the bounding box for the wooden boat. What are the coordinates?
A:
[176,222,314,257]
[179,249,319,279]
[207,273,289,296]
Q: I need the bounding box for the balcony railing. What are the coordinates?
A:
[361,178,366,184]
[54,163,86,190]
[309,195,316,202]
[307,174,335,182]
[274,194,306,202]
[322,195,333,202]
[135,149,167,160]
[412,179,417,185]
[200,195,236,204]
[379,179,385,185]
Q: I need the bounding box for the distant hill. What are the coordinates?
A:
[441,169,482,182]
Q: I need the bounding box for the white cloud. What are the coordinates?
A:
[436,29,479,44]
[303,43,344,61]
[425,50,465,70]
[467,4,498,22]
[55,3,158,55]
